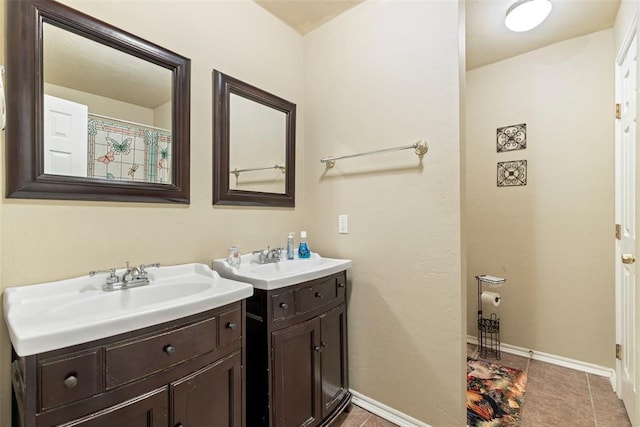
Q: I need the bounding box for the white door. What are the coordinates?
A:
[616,29,637,426]
[43,94,88,177]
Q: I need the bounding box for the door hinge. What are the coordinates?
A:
[616,103,622,119]
[616,224,622,240]
[616,343,622,360]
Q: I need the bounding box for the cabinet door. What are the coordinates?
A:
[320,305,348,418]
[171,351,242,427]
[59,387,168,427]
[272,317,321,427]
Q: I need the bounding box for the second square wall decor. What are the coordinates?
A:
[497,160,527,187]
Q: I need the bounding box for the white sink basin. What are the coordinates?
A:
[3,263,253,356]
[212,252,352,290]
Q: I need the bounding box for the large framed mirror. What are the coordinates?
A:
[5,0,190,203]
[213,70,296,207]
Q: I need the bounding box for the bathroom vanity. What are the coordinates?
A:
[11,302,244,427]
[245,271,350,427]
[4,263,253,427]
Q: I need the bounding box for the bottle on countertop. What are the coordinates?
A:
[227,245,241,268]
[298,231,310,259]
[286,232,295,260]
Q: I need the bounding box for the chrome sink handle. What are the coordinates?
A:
[89,268,120,285]
[140,262,160,270]
[267,247,283,261]
[252,248,269,264]
[138,262,160,277]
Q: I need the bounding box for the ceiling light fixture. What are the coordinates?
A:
[505,0,552,32]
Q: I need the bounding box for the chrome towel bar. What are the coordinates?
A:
[230,164,286,178]
[320,140,428,169]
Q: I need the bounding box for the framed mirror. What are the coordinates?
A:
[5,0,191,203]
[213,70,296,207]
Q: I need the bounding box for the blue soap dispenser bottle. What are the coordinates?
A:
[286,232,295,260]
[298,231,310,258]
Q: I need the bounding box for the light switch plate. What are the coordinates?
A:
[338,215,348,234]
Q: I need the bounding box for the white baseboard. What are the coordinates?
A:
[466,335,617,391]
[349,390,433,427]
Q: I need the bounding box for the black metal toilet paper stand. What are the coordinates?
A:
[477,275,502,360]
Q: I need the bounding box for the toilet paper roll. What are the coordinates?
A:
[481,291,501,307]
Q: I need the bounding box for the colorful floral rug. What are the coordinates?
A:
[467,358,527,427]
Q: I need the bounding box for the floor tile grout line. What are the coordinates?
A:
[586,372,598,427]
[359,413,372,427]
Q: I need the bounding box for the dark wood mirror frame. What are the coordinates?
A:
[213,70,296,207]
[5,0,191,203]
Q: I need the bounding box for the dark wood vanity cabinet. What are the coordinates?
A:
[11,302,245,427]
[246,272,350,427]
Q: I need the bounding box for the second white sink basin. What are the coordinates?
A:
[4,263,253,356]
[212,252,352,290]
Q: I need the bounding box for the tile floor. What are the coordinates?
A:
[333,344,632,427]
[467,343,632,427]
[333,404,398,426]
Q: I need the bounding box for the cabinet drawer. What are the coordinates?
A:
[271,291,294,321]
[39,349,101,411]
[56,386,168,427]
[295,276,342,315]
[218,307,242,347]
[105,317,217,389]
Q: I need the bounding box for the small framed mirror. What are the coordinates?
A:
[213,70,296,207]
[5,0,190,203]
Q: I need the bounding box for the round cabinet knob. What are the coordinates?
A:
[314,346,322,352]
[226,322,237,330]
[280,302,288,310]
[164,344,176,355]
[338,282,345,288]
[315,292,323,298]
[64,374,78,389]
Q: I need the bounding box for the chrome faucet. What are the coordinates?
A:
[252,247,283,264]
[90,262,160,291]
[121,262,140,283]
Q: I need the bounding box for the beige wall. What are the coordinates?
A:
[154,100,172,131]
[303,1,465,425]
[44,83,156,127]
[0,1,305,424]
[466,30,615,367]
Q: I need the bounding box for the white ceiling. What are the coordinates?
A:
[255,0,365,34]
[466,0,621,70]
[256,0,622,70]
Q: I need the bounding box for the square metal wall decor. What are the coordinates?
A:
[497,160,527,187]
[497,123,526,152]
